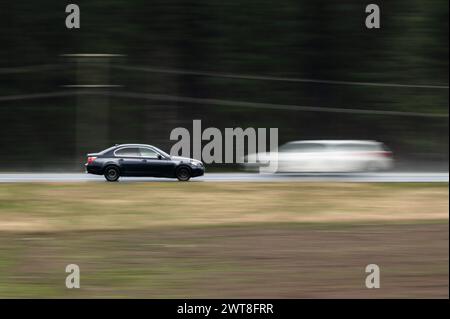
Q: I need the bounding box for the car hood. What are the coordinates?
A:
[170,156,197,163]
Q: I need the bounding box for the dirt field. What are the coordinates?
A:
[0,223,448,298]
[0,182,447,232]
[0,182,448,298]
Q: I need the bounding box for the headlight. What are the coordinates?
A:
[190,160,203,167]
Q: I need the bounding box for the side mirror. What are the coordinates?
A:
[157,154,163,160]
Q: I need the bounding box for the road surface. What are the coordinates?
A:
[0,172,448,183]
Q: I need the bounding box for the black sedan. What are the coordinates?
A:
[85,144,204,181]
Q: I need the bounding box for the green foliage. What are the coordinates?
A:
[0,0,448,169]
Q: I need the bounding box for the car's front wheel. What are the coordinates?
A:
[176,167,191,181]
[104,166,120,182]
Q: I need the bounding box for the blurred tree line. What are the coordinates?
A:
[0,0,448,170]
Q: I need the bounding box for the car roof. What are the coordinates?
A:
[113,144,155,148]
[285,140,381,145]
[99,144,156,154]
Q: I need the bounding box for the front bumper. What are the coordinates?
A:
[191,166,205,177]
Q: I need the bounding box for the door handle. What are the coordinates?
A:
[141,159,147,163]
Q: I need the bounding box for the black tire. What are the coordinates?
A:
[104,166,120,182]
[176,167,191,181]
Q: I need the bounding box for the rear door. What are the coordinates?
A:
[279,143,326,172]
[114,147,143,175]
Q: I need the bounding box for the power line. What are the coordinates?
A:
[1,62,448,89]
[0,64,61,74]
[103,91,449,118]
[1,90,447,118]
[112,65,450,90]
[60,54,126,57]
[61,85,123,88]
[0,91,77,101]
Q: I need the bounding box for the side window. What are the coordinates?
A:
[280,143,326,153]
[115,147,139,157]
[303,143,326,152]
[334,144,378,151]
[139,148,159,158]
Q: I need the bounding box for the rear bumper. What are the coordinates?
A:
[85,164,103,175]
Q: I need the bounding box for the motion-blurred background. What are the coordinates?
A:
[0,1,448,299]
[0,0,448,171]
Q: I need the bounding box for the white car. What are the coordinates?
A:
[244,140,394,173]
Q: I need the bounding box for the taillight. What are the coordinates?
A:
[87,156,97,164]
[378,151,393,158]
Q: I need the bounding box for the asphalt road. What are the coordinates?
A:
[0,172,448,183]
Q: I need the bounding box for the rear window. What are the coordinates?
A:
[99,146,117,155]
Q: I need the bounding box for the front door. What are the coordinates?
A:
[138,147,176,177]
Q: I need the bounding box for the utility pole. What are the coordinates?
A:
[60,54,124,169]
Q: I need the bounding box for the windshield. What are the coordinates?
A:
[152,146,171,158]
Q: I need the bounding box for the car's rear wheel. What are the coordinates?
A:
[176,167,191,181]
[104,166,120,182]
